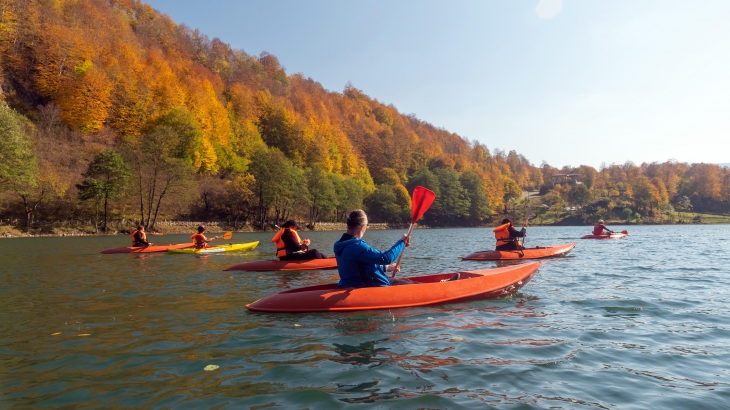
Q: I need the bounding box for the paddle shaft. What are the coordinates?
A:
[522,206,533,248]
[391,223,414,278]
[391,186,436,279]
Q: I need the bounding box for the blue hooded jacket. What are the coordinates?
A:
[333,233,405,288]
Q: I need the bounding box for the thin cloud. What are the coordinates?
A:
[536,0,563,19]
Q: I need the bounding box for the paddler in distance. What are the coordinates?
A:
[494,218,527,251]
[271,220,327,260]
[592,219,613,236]
[191,225,223,249]
[334,209,458,287]
[131,225,152,247]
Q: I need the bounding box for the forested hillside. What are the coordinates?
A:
[1,0,729,233]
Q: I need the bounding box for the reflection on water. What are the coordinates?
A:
[332,339,389,367]
[1,226,730,408]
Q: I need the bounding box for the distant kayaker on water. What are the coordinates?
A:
[131,225,152,247]
[191,225,218,249]
[592,219,613,236]
[494,218,527,251]
[272,220,327,260]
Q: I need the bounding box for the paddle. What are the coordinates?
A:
[391,186,436,278]
[210,231,233,241]
[521,206,533,248]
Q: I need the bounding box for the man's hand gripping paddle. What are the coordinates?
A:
[391,186,436,278]
[215,231,233,240]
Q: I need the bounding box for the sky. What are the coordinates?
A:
[144,0,730,169]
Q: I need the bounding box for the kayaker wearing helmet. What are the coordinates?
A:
[131,225,152,247]
[191,225,219,249]
[494,218,527,251]
[333,209,418,287]
[592,219,613,236]
[272,220,327,260]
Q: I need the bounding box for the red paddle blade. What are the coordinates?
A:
[411,186,436,223]
[621,230,628,235]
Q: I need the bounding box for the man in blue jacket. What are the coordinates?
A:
[334,209,411,288]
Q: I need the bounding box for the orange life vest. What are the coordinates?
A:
[493,223,516,247]
[190,233,206,248]
[271,228,302,258]
[130,230,146,245]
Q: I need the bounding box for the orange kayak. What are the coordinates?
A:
[581,232,627,239]
[246,261,541,313]
[100,243,194,254]
[224,257,338,272]
[462,242,576,261]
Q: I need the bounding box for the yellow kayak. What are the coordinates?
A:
[167,241,259,254]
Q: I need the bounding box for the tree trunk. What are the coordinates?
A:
[103,196,109,232]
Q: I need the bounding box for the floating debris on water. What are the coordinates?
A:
[204,365,219,371]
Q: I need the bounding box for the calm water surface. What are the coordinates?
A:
[1,225,730,409]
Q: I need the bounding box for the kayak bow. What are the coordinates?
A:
[100,243,194,254]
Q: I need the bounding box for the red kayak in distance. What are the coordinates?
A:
[100,243,194,254]
[462,242,576,261]
[246,261,541,313]
[581,230,628,239]
[224,257,338,272]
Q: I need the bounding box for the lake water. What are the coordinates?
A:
[1,225,729,409]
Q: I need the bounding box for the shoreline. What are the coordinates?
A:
[1,218,727,238]
[0,221,392,238]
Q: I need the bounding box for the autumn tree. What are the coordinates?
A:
[460,170,492,224]
[328,175,363,221]
[225,174,255,228]
[306,165,337,229]
[77,148,130,232]
[249,146,309,229]
[0,101,35,189]
[123,126,194,229]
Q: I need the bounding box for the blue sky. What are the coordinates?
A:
[144,0,730,169]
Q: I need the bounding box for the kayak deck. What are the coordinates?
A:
[224,257,338,272]
[246,261,541,313]
[100,243,193,254]
[462,242,576,261]
[168,241,259,254]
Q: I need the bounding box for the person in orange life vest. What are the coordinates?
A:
[592,219,613,236]
[131,225,152,247]
[190,225,219,249]
[272,220,327,260]
[494,218,527,251]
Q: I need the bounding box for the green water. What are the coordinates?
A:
[1,226,729,408]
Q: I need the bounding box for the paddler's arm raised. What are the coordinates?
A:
[352,234,410,265]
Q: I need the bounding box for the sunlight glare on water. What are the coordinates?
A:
[1,225,730,408]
